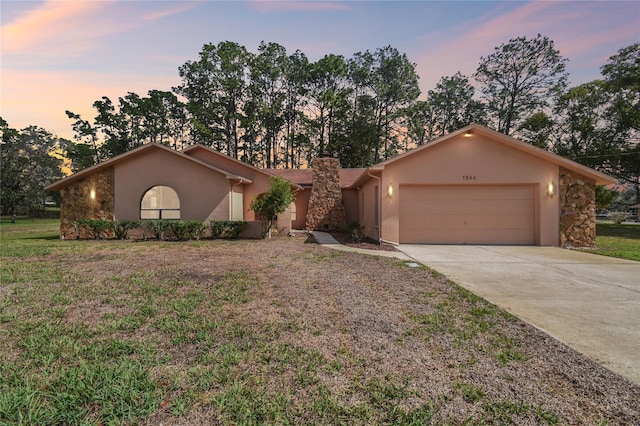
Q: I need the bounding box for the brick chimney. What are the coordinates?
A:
[305,156,347,231]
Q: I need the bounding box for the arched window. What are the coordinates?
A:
[140,186,180,219]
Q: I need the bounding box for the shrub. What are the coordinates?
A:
[210,220,248,239]
[145,220,172,240]
[139,221,154,240]
[112,220,140,240]
[170,220,206,241]
[346,221,365,243]
[68,219,246,241]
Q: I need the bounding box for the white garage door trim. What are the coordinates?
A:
[399,184,536,245]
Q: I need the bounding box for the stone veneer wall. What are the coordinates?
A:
[305,157,347,231]
[59,167,115,239]
[559,167,596,247]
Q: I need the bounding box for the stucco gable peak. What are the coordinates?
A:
[45,142,252,192]
[367,123,615,186]
[182,145,304,190]
[183,144,275,177]
[466,125,616,185]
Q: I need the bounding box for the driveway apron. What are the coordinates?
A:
[397,245,640,385]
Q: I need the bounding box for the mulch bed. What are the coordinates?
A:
[328,231,399,252]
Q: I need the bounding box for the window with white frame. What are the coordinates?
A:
[140,186,180,219]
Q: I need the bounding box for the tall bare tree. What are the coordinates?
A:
[475,34,568,136]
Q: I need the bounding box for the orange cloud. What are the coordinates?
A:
[1,68,179,140]
[1,1,106,53]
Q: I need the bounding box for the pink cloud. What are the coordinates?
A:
[413,1,639,94]
[1,1,107,53]
[142,2,200,21]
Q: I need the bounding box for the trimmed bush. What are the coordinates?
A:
[68,219,249,241]
[170,220,206,241]
[145,220,172,240]
[112,220,140,240]
[210,220,248,239]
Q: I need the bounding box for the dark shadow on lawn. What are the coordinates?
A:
[597,223,640,239]
[22,234,60,241]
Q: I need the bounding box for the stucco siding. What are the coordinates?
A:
[183,147,273,221]
[342,188,359,225]
[114,148,230,221]
[380,134,560,245]
[186,148,256,180]
[359,179,380,240]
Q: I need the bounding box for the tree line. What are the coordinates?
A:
[65,42,423,169]
[1,36,638,216]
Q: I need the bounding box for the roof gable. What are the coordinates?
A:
[182,145,304,190]
[45,143,252,192]
[352,124,616,187]
[182,145,276,179]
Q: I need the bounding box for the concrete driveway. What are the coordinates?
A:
[398,245,640,385]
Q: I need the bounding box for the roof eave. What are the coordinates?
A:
[348,166,384,188]
[367,123,617,186]
[45,143,255,191]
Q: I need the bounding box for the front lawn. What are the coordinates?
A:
[1,220,638,425]
[590,222,640,261]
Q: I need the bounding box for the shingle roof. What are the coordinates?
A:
[339,168,366,187]
[267,168,365,188]
[267,169,313,186]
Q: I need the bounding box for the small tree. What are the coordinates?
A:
[250,176,295,238]
[595,185,619,212]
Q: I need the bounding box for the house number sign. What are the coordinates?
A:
[462,175,476,181]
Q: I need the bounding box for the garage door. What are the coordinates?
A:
[399,185,535,244]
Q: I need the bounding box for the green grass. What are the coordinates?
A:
[590,223,640,261]
[0,218,74,258]
[1,220,441,424]
[0,219,625,424]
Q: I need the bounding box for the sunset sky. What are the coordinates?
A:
[2,0,639,140]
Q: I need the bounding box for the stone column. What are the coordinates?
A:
[559,167,596,247]
[305,157,347,231]
[59,167,115,239]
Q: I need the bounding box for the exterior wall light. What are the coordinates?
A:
[387,183,394,198]
[547,182,556,198]
[465,130,474,137]
[90,189,96,200]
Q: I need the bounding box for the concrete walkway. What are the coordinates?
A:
[398,245,640,385]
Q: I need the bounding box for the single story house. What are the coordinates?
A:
[45,124,616,247]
